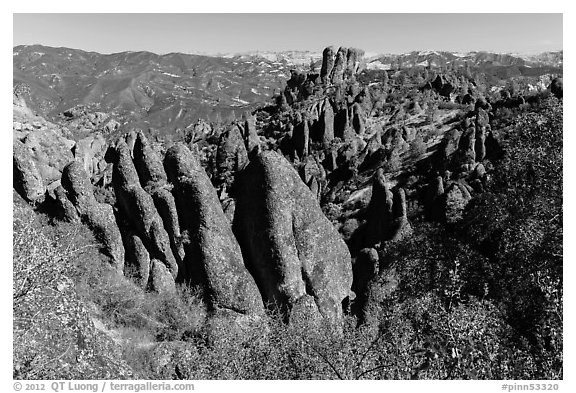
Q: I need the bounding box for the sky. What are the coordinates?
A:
[13,13,563,55]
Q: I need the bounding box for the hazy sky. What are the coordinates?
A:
[13,13,562,55]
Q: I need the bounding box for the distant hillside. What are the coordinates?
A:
[366,50,563,70]
[13,45,304,133]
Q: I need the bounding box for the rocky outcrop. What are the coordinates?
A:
[346,48,361,75]
[475,108,490,161]
[459,123,476,166]
[164,144,264,316]
[320,98,335,147]
[72,135,108,182]
[363,169,412,246]
[320,46,336,84]
[14,140,46,202]
[215,125,249,190]
[390,188,412,241]
[234,150,353,322]
[61,161,125,271]
[425,176,445,221]
[240,115,260,153]
[132,131,183,261]
[352,248,379,319]
[331,47,348,84]
[111,141,178,281]
[292,115,310,159]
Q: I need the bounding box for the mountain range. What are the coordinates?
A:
[13,44,562,137]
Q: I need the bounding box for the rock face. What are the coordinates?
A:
[320,46,335,83]
[331,47,348,84]
[111,141,178,281]
[132,131,183,261]
[233,150,353,322]
[73,135,109,182]
[61,161,125,271]
[164,144,264,316]
[241,115,260,153]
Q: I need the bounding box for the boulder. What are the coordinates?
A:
[124,232,151,288]
[13,140,46,202]
[150,259,177,294]
[53,185,79,222]
[233,150,353,322]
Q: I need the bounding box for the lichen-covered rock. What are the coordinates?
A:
[164,144,264,316]
[234,150,353,322]
[61,161,125,271]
